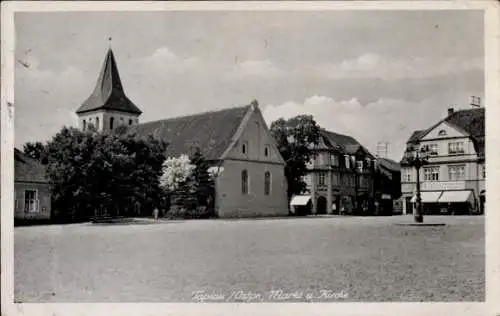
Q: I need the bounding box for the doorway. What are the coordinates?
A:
[317,196,327,214]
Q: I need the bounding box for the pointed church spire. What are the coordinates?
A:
[76,46,141,115]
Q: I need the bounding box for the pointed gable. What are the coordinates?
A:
[420,120,468,140]
[76,48,142,115]
[131,105,252,161]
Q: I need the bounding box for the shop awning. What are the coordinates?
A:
[410,191,442,203]
[290,195,312,206]
[438,190,473,203]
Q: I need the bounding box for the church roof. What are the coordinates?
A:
[130,105,253,161]
[76,48,142,115]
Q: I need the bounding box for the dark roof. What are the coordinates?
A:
[319,129,375,158]
[76,48,142,115]
[407,130,425,144]
[377,157,401,172]
[401,107,485,163]
[14,148,50,183]
[130,105,252,161]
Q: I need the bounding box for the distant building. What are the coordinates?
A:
[76,48,288,218]
[400,107,485,215]
[291,129,376,215]
[14,149,52,221]
[374,157,402,215]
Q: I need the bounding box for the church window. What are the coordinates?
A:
[264,145,270,157]
[110,117,115,130]
[241,170,249,194]
[264,171,271,195]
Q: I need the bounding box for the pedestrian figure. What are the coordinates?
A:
[153,207,159,221]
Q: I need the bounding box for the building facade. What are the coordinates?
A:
[373,157,402,215]
[14,149,52,222]
[400,107,485,215]
[76,48,288,218]
[291,129,376,215]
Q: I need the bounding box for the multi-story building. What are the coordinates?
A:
[400,107,485,215]
[290,129,376,215]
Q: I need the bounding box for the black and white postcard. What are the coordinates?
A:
[1,1,499,316]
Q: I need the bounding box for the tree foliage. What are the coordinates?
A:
[44,126,167,222]
[270,115,321,202]
[159,150,215,218]
[23,141,46,161]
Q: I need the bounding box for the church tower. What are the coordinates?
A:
[76,46,142,132]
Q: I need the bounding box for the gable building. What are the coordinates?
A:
[76,47,288,218]
[400,107,485,215]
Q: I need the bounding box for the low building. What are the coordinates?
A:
[14,149,52,221]
[291,129,376,215]
[400,107,485,215]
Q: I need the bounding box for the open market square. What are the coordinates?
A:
[14,215,484,302]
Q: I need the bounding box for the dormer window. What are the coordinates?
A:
[331,154,339,167]
[356,161,363,172]
[438,130,447,136]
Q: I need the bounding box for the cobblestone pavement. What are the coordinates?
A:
[14,215,484,302]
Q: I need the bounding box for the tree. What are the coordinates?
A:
[44,126,167,222]
[270,115,321,204]
[159,154,195,192]
[23,141,46,161]
[159,150,215,218]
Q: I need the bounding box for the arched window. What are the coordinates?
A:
[242,142,247,155]
[82,119,87,131]
[96,117,100,130]
[241,169,249,194]
[110,117,115,130]
[264,171,271,195]
[264,145,270,157]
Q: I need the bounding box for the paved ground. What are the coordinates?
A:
[14,215,484,302]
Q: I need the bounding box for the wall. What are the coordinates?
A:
[215,159,288,217]
[79,109,140,132]
[216,107,288,217]
[14,182,51,220]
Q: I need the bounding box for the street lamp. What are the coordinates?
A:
[403,146,430,223]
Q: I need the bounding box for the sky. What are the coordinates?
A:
[14,10,484,161]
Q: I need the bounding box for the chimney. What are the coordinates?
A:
[448,108,454,116]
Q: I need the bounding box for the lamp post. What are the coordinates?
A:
[404,146,430,223]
